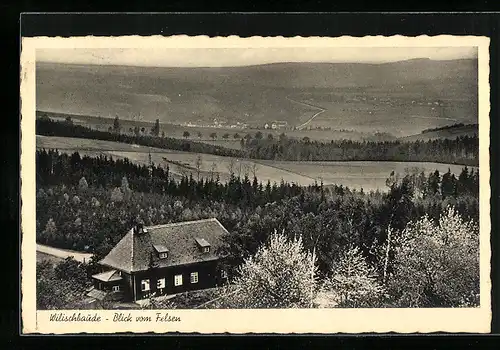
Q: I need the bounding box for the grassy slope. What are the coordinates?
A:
[257,160,473,192]
[36,135,316,186]
[399,124,478,142]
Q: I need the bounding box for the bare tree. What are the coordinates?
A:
[227,158,235,177]
[210,162,218,180]
[195,155,203,181]
[113,116,120,133]
[251,163,258,179]
[242,162,251,178]
[236,159,243,178]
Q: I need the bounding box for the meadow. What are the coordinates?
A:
[290,93,477,137]
[257,160,475,192]
[37,135,473,192]
[36,135,315,185]
[399,123,478,142]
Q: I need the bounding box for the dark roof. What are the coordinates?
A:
[92,269,123,282]
[100,218,228,273]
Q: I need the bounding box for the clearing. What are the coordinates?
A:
[37,136,472,192]
[257,160,474,192]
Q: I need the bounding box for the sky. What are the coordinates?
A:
[37,47,478,67]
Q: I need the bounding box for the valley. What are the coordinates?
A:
[36,59,478,137]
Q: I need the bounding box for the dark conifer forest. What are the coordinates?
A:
[36,149,479,278]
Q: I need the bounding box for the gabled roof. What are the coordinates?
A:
[92,269,123,282]
[99,218,229,273]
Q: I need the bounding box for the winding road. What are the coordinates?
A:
[286,96,327,130]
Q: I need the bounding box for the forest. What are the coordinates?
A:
[36,118,478,166]
[241,133,478,166]
[36,149,480,309]
[421,123,477,134]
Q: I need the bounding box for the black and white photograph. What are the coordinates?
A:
[20,34,491,333]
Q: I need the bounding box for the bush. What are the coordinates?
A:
[387,206,479,307]
[78,177,89,191]
[72,195,81,205]
[221,230,318,308]
[323,246,384,308]
[37,259,88,310]
[110,187,124,203]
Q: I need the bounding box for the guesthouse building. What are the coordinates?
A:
[88,218,229,301]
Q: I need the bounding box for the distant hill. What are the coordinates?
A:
[399,123,478,142]
[36,59,478,134]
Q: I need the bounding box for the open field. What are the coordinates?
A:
[37,136,473,192]
[258,160,476,192]
[37,136,316,185]
[399,124,478,142]
[37,135,182,153]
[109,150,316,185]
[288,91,477,137]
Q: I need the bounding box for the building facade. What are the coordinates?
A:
[89,218,229,301]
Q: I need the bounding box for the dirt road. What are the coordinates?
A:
[36,244,93,264]
[286,96,326,130]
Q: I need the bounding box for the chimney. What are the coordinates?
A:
[134,223,147,234]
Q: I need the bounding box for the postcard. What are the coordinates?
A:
[21,34,491,333]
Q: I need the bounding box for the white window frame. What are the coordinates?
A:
[190,272,199,284]
[157,278,166,289]
[141,279,150,292]
[203,247,210,253]
[112,285,121,292]
[174,274,183,286]
[159,252,168,259]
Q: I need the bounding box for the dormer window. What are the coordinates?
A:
[153,244,169,259]
[195,237,211,253]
